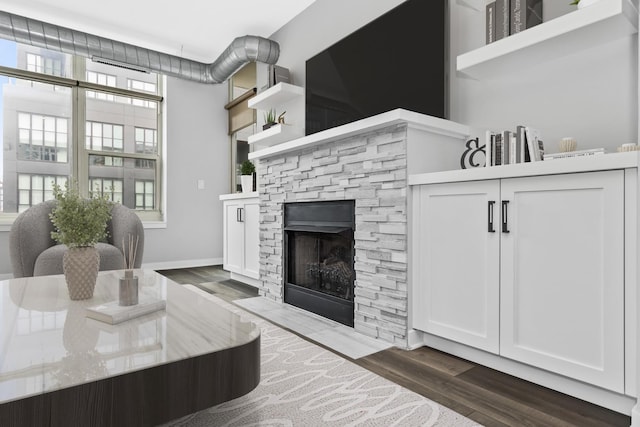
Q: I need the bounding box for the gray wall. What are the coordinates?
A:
[143,77,229,269]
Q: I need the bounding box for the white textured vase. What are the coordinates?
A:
[63,246,100,300]
[241,174,253,193]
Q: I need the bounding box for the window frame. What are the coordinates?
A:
[0,58,165,227]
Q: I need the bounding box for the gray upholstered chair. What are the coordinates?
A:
[9,199,144,278]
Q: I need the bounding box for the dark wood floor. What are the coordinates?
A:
[156,266,631,427]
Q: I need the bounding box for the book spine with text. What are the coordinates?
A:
[525,127,542,161]
[516,125,530,162]
[495,0,510,40]
[486,1,496,44]
[511,0,543,34]
[502,130,512,165]
[485,130,495,167]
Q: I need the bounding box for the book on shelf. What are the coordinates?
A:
[485,130,495,167]
[485,125,544,166]
[86,295,166,325]
[486,1,496,44]
[511,0,543,34]
[495,0,510,40]
[544,148,606,160]
[524,126,543,161]
[502,130,513,165]
[516,125,529,163]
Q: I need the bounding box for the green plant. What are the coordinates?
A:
[240,160,256,175]
[264,108,276,124]
[49,181,112,248]
[570,0,580,4]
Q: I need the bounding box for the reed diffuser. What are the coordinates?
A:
[119,234,139,306]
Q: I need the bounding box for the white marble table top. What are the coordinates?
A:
[0,270,260,405]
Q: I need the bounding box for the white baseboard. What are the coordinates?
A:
[405,329,424,350]
[143,258,223,271]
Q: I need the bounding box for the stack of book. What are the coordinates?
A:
[86,295,166,324]
[486,125,544,167]
[544,148,605,160]
[486,0,543,44]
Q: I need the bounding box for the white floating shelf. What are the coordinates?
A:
[247,124,305,147]
[457,0,638,79]
[248,82,304,111]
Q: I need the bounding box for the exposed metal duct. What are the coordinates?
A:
[0,10,280,84]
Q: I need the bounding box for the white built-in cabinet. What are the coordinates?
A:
[413,180,500,354]
[220,193,260,286]
[412,170,625,393]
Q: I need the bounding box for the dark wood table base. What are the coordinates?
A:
[1,335,260,427]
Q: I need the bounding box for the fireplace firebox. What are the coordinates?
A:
[284,200,355,327]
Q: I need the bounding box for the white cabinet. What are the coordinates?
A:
[500,171,624,392]
[221,194,260,286]
[412,170,625,392]
[412,180,500,354]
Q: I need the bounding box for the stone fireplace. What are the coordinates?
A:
[252,110,470,347]
[258,123,410,345]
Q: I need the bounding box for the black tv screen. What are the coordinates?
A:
[305,0,447,135]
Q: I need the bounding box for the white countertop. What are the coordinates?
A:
[219,192,259,201]
[0,270,259,405]
[249,109,471,160]
[408,151,640,185]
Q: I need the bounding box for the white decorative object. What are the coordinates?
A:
[86,295,165,324]
[119,234,140,306]
[559,137,577,152]
[617,143,640,152]
[241,175,253,193]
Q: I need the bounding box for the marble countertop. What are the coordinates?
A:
[0,270,260,405]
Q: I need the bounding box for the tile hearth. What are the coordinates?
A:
[234,296,392,360]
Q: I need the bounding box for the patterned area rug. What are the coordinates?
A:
[165,286,480,427]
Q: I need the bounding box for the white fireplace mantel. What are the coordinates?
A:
[248,109,471,161]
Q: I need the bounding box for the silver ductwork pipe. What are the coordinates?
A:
[0,10,280,84]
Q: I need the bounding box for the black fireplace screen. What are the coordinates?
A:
[287,230,354,301]
[284,200,355,327]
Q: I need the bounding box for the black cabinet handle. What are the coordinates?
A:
[488,201,495,233]
[239,207,244,222]
[237,207,243,222]
[502,200,510,233]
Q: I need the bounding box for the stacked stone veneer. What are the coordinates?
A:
[258,123,410,346]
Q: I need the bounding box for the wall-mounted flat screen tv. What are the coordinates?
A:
[305,0,447,136]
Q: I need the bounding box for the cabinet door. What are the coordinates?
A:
[243,200,260,279]
[500,171,624,393]
[223,202,244,274]
[412,180,500,354]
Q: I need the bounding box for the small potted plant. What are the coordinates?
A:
[240,160,256,193]
[263,109,277,130]
[49,181,112,300]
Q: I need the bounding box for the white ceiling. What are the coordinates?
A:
[0,0,316,63]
